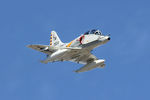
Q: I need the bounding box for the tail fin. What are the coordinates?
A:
[50,31,63,46]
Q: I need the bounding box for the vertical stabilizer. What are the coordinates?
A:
[50,31,63,46]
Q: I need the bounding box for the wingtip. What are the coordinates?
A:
[40,60,48,64]
[26,45,32,48]
[73,70,80,73]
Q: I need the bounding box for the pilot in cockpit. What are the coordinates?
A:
[84,29,102,35]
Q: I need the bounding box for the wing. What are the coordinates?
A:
[68,51,98,64]
[27,44,56,54]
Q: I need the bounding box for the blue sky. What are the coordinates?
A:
[0,0,150,100]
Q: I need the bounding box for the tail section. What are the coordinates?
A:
[50,31,63,47]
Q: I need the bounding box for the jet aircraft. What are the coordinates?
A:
[27,29,110,73]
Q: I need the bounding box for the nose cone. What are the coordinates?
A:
[99,36,110,42]
[105,36,110,40]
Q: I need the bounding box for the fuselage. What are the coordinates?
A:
[65,29,110,50]
[47,29,110,62]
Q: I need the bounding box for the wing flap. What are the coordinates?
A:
[68,51,98,64]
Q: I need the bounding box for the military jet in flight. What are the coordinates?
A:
[27,29,110,73]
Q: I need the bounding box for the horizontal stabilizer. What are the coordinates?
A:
[27,44,56,54]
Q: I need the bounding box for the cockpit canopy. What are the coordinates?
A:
[84,29,102,35]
